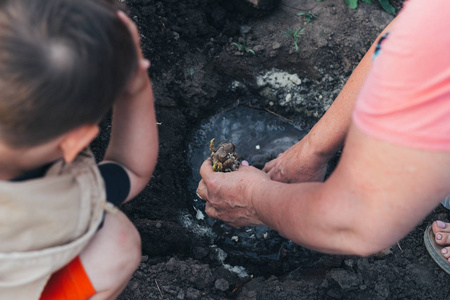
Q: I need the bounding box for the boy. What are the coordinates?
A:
[0,0,158,299]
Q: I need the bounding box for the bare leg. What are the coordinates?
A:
[80,210,141,300]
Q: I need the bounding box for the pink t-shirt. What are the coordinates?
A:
[353,0,450,152]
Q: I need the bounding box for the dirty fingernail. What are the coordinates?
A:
[442,248,448,254]
[437,220,446,229]
[437,234,442,240]
[241,160,249,167]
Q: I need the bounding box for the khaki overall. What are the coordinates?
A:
[0,150,106,299]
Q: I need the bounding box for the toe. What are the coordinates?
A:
[440,246,450,262]
[434,230,450,246]
[432,220,450,234]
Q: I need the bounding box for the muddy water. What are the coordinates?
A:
[188,105,315,260]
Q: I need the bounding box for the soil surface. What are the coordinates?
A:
[95,0,450,299]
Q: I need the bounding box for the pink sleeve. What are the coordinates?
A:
[352,0,450,152]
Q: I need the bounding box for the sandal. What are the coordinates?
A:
[423,224,450,274]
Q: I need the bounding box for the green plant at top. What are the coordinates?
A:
[297,12,316,24]
[232,40,255,55]
[281,26,305,52]
[344,0,395,14]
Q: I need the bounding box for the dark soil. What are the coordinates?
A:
[94,0,450,299]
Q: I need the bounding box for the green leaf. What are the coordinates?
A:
[232,42,244,51]
[378,0,395,14]
[361,0,372,3]
[345,0,358,9]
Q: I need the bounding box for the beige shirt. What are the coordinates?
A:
[0,150,106,299]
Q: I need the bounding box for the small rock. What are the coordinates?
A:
[177,289,185,300]
[269,50,278,58]
[328,268,360,290]
[215,278,230,292]
[240,25,252,34]
[186,287,202,300]
[272,42,282,50]
[162,286,178,296]
[285,93,292,102]
[290,76,302,86]
[166,257,178,272]
[375,282,390,299]
[320,279,329,288]
[253,45,265,53]
[193,246,209,260]
[130,281,139,291]
[343,259,354,269]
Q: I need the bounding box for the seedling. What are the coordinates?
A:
[281,26,305,52]
[344,0,395,14]
[297,12,316,24]
[232,40,256,55]
[209,138,240,172]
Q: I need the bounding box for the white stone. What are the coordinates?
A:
[285,93,292,102]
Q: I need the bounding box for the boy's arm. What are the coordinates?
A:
[102,11,158,202]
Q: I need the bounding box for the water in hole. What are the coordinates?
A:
[188,105,315,259]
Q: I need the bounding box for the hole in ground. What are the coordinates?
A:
[188,104,326,273]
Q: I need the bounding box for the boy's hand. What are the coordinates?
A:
[117,10,150,96]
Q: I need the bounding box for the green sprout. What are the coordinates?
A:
[232,40,256,55]
[209,138,216,152]
[281,27,305,52]
[344,0,395,14]
[209,138,223,172]
[297,12,316,24]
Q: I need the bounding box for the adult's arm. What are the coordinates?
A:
[263,18,396,183]
[199,0,450,255]
[103,11,158,203]
[199,125,450,255]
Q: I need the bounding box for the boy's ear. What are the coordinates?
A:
[60,124,100,163]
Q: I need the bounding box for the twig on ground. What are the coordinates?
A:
[155,279,163,296]
[264,108,293,122]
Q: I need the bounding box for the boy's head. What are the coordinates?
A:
[0,0,137,148]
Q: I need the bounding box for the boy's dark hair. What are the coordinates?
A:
[0,0,137,147]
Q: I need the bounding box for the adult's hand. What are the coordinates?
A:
[263,138,329,183]
[197,159,269,227]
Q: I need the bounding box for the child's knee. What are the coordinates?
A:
[108,211,142,272]
[121,220,142,271]
[80,210,142,293]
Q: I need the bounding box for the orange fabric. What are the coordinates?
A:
[40,256,96,300]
